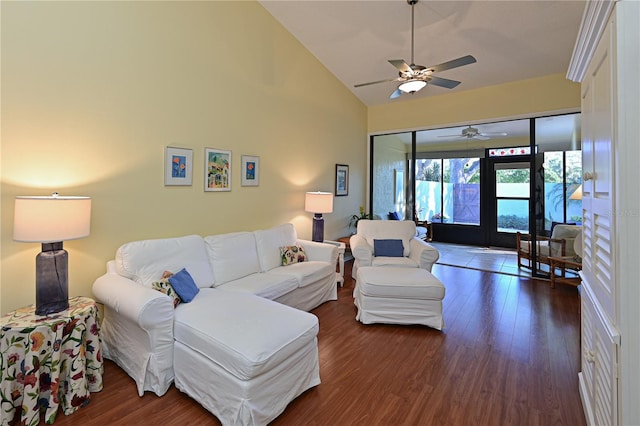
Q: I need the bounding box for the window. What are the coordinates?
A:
[416,157,480,225]
[543,150,582,231]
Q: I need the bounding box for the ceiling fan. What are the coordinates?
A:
[354,0,477,99]
[438,125,508,140]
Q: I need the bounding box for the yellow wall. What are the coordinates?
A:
[0,2,583,314]
[0,1,367,313]
[368,73,581,134]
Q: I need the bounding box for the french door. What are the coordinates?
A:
[486,159,531,247]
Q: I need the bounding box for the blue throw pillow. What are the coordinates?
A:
[169,268,200,303]
[374,239,404,257]
[387,211,400,220]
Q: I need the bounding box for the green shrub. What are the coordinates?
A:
[497,214,528,230]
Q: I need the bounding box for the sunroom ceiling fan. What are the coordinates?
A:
[438,125,508,140]
[354,0,477,99]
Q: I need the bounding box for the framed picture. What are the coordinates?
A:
[241,155,260,186]
[204,148,231,192]
[335,164,349,196]
[165,146,193,186]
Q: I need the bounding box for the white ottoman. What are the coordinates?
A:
[355,266,445,329]
[173,290,320,425]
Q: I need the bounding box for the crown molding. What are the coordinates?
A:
[567,0,616,83]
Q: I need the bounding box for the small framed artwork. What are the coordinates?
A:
[165,146,193,186]
[335,164,349,196]
[241,155,260,186]
[204,148,231,192]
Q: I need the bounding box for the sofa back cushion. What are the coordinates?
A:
[254,223,298,272]
[116,235,214,288]
[356,219,415,257]
[550,224,581,257]
[205,232,261,286]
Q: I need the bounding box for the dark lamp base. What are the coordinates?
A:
[35,242,69,316]
[312,213,325,243]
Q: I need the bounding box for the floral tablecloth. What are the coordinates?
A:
[0,296,103,425]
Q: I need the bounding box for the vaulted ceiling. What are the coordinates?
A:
[259,0,586,107]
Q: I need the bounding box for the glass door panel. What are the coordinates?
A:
[371,133,413,220]
[494,162,531,234]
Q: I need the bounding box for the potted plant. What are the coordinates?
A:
[431,212,449,223]
[349,206,372,231]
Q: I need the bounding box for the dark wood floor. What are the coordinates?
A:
[44,261,586,426]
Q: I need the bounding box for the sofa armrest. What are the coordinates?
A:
[350,234,373,266]
[93,269,174,330]
[408,238,440,272]
[92,263,175,396]
[297,239,338,263]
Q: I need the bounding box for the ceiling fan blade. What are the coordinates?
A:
[426,75,461,89]
[480,132,508,137]
[474,135,490,140]
[437,134,464,138]
[389,88,403,99]
[426,55,477,73]
[354,77,400,88]
[388,59,412,74]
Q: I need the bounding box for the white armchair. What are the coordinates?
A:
[350,219,440,279]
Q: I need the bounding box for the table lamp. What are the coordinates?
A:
[13,193,92,315]
[305,191,333,242]
[570,184,583,200]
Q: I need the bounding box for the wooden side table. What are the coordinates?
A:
[416,221,433,242]
[549,256,582,288]
[0,296,103,425]
[336,236,354,263]
[336,236,351,250]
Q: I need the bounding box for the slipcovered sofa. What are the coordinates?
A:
[92,223,338,425]
[350,219,440,278]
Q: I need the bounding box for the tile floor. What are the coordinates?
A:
[430,241,533,277]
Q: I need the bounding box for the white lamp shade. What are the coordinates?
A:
[305,191,333,214]
[398,79,427,93]
[14,195,92,243]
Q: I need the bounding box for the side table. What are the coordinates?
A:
[336,236,353,260]
[416,220,433,242]
[549,256,582,289]
[324,240,346,287]
[0,296,103,426]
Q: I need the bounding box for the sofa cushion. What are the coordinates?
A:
[269,261,334,288]
[216,272,299,300]
[372,257,419,268]
[116,235,214,288]
[205,232,260,286]
[173,290,318,381]
[280,245,307,266]
[169,268,200,303]
[254,223,298,272]
[357,267,445,300]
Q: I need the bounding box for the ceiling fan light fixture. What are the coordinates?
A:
[398,79,427,93]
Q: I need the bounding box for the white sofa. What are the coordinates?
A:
[350,219,440,278]
[92,223,338,425]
